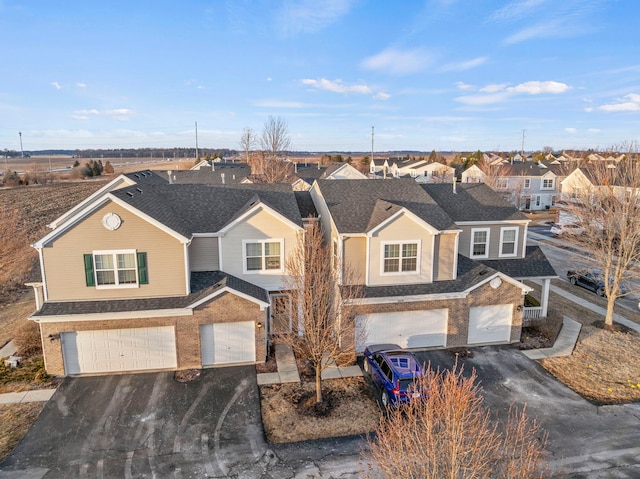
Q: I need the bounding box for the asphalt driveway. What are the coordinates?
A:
[413,346,640,478]
[1,348,639,478]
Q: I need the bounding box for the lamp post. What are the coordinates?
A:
[18,131,24,158]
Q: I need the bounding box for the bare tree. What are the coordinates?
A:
[239,127,257,163]
[561,153,640,326]
[248,116,294,183]
[363,363,549,479]
[280,222,364,403]
[260,115,291,158]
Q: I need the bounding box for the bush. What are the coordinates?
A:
[13,321,42,357]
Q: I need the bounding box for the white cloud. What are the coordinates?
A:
[506,81,571,94]
[278,0,355,36]
[489,0,548,22]
[598,93,640,112]
[455,80,571,105]
[587,128,601,133]
[254,100,309,108]
[360,47,433,75]
[51,82,62,90]
[565,128,578,133]
[72,108,133,121]
[374,91,391,100]
[76,82,87,88]
[302,78,372,95]
[439,56,487,72]
[266,77,272,81]
[455,82,475,91]
[480,83,507,93]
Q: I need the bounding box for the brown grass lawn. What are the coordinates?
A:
[260,377,380,443]
[528,279,640,404]
[0,402,45,461]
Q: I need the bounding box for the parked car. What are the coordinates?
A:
[362,343,427,407]
[566,269,628,297]
[550,223,584,237]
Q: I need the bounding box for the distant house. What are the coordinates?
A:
[461,164,486,183]
[370,157,455,183]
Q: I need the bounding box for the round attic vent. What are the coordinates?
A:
[490,277,502,289]
[102,212,122,231]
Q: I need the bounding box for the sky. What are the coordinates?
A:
[1,0,639,153]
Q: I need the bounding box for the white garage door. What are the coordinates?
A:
[356,309,448,352]
[200,321,255,366]
[468,304,513,344]
[62,326,177,375]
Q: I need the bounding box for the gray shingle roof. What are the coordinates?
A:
[422,183,529,222]
[359,255,502,298]
[110,183,302,237]
[124,165,250,186]
[478,245,557,279]
[316,178,456,233]
[294,191,318,219]
[33,271,268,317]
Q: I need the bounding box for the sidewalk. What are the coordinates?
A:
[521,317,582,360]
[257,343,362,386]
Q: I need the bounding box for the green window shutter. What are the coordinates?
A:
[83,254,95,286]
[137,252,148,285]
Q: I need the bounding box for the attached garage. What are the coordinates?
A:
[61,326,178,375]
[200,321,256,366]
[356,309,448,351]
[468,304,513,344]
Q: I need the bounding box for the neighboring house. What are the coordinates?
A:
[29,181,304,376]
[369,158,390,176]
[29,173,556,377]
[484,160,567,211]
[310,179,556,352]
[292,162,366,191]
[461,164,486,183]
[371,157,455,183]
[560,165,633,201]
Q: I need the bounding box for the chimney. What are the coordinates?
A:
[212,161,215,172]
[452,176,457,194]
[167,170,173,185]
[295,163,297,173]
[221,172,225,184]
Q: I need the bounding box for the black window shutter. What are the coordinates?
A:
[137,252,148,285]
[83,254,95,286]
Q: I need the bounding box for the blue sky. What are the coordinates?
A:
[1,0,639,153]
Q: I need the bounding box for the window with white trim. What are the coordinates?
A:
[524,178,531,189]
[542,178,554,189]
[243,240,283,273]
[499,227,518,257]
[382,241,419,274]
[470,228,490,258]
[496,178,508,189]
[85,250,147,289]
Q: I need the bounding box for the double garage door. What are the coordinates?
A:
[62,322,256,375]
[356,304,513,351]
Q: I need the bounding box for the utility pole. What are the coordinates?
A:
[18,131,24,158]
[521,129,526,156]
[195,121,199,161]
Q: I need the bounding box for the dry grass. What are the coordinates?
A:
[0,402,45,461]
[527,280,640,404]
[260,377,380,443]
[0,356,61,394]
[0,297,34,349]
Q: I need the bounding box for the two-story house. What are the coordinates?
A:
[310,179,556,351]
[29,174,556,377]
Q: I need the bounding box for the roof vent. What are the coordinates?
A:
[385,205,393,211]
[136,187,142,193]
[134,174,140,179]
[126,191,134,197]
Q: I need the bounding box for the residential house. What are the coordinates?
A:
[29,173,556,377]
[310,179,556,351]
[461,164,486,183]
[371,157,455,183]
[291,162,366,191]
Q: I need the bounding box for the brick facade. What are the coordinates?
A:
[353,279,524,348]
[37,292,266,376]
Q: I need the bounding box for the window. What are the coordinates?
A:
[524,178,531,189]
[470,228,490,258]
[542,178,554,189]
[382,241,419,274]
[84,250,147,288]
[496,178,508,189]
[499,227,518,257]
[243,240,283,273]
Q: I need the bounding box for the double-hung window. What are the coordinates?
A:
[542,178,554,189]
[382,241,419,274]
[499,227,518,257]
[524,178,531,189]
[470,228,490,258]
[244,240,283,273]
[84,250,147,288]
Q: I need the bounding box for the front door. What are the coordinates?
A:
[270,294,292,334]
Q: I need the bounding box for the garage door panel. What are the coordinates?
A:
[62,326,177,375]
[201,321,256,366]
[468,304,513,344]
[356,310,447,351]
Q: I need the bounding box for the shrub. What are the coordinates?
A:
[13,321,42,357]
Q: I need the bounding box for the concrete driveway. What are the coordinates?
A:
[413,346,640,478]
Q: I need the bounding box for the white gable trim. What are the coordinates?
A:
[218,202,303,234]
[47,174,137,229]
[187,286,269,310]
[463,272,532,294]
[367,208,440,236]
